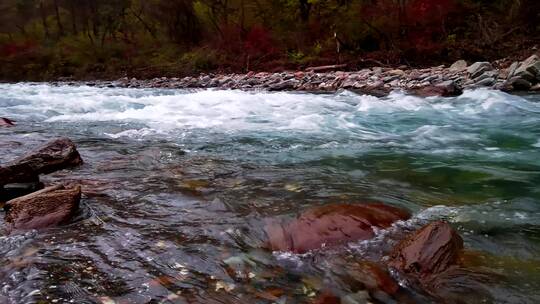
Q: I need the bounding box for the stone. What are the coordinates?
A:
[266,203,410,253]
[531,83,540,91]
[508,77,532,90]
[513,70,536,82]
[506,61,520,79]
[0,117,15,127]
[389,221,463,276]
[0,138,83,186]
[387,69,405,76]
[474,77,495,87]
[0,182,44,203]
[422,267,495,303]
[269,79,299,91]
[341,291,371,304]
[467,62,493,79]
[473,70,498,82]
[4,184,81,232]
[514,54,540,77]
[409,80,462,97]
[449,60,467,72]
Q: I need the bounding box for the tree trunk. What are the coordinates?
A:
[70,1,78,34]
[39,1,50,39]
[54,0,64,37]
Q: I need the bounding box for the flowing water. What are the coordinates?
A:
[0,83,539,303]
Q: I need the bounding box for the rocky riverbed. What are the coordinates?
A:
[97,54,540,96]
[0,134,492,303]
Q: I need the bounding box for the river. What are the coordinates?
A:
[0,83,539,303]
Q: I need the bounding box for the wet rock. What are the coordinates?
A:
[389,221,463,276]
[341,291,371,304]
[314,292,341,304]
[386,221,498,303]
[514,54,540,79]
[409,80,462,97]
[0,182,44,203]
[0,117,15,127]
[345,261,400,295]
[449,60,467,72]
[531,83,540,91]
[0,138,83,186]
[422,267,494,304]
[467,62,493,79]
[268,79,297,91]
[4,184,81,232]
[266,203,410,253]
[508,77,532,90]
[506,61,520,79]
[474,77,495,87]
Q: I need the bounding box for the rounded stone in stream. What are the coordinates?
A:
[266,203,410,253]
[0,137,83,186]
[4,184,81,233]
[0,182,44,203]
[389,221,463,276]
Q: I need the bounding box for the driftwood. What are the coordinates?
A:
[0,138,83,186]
[305,64,347,72]
[4,184,81,232]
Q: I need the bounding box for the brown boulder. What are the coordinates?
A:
[0,117,15,127]
[389,221,463,277]
[4,184,81,232]
[266,203,410,253]
[409,80,463,97]
[0,138,83,186]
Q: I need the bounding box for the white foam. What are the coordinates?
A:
[104,128,166,139]
[1,84,538,150]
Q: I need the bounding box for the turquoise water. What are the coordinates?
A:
[0,83,539,303]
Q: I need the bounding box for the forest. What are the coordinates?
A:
[0,0,539,80]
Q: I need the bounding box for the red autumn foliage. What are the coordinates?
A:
[244,26,276,57]
[361,0,457,52]
[1,41,37,57]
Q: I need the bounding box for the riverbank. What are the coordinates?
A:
[95,54,540,97]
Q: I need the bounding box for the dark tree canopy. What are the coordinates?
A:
[0,0,538,80]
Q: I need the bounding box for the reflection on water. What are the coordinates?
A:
[0,83,539,303]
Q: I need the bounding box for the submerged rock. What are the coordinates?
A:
[266,203,410,253]
[389,221,463,276]
[4,184,81,232]
[388,221,496,303]
[0,138,83,186]
[0,117,15,127]
[0,182,44,203]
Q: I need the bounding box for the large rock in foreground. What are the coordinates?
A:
[389,220,463,276]
[389,221,494,303]
[266,203,410,253]
[4,184,81,232]
[0,138,83,186]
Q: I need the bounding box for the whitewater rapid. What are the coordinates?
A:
[1,83,539,153]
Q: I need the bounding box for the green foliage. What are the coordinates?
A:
[181,49,220,71]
